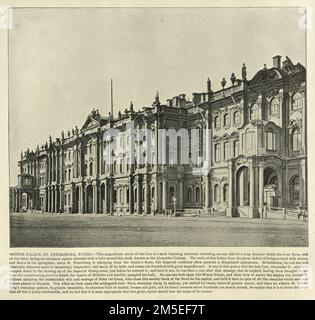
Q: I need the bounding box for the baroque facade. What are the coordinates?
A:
[10,55,307,218]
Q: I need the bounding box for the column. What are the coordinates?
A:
[55,187,58,213]
[249,160,255,218]
[59,186,64,213]
[204,176,210,212]
[104,181,108,214]
[143,179,148,214]
[128,179,133,214]
[79,185,84,214]
[179,181,183,210]
[162,180,167,211]
[47,188,51,212]
[226,161,234,217]
[137,179,141,214]
[92,183,97,213]
[154,181,159,212]
[300,158,306,207]
[258,163,265,218]
[109,179,113,215]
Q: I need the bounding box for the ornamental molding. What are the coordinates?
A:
[264,156,283,169]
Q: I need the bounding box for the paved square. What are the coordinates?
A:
[10,213,308,247]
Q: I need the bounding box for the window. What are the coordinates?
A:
[250,104,259,120]
[214,116,220,129]
[289,175,300,204]
[195,187,200,203]
[68,169,71,181]
[266,128,276,150]
[215,144,221,162]
[223,184,229,202]
[214,184,219,203]
[89,162,93,176]
[234,111,240,125]
[187,188,192,203]
[223,113,231,127]
[245,130,254,151]
[292,127,302,151]
[224,142,230,160]
[270,98,279,116]
[233,140,239,157]
[126,188,130,203]
[292,92,302,110]
[134,188,137,203]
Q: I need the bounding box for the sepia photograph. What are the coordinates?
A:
[8,7,308,247]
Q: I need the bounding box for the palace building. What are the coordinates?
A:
[10,55,307,218]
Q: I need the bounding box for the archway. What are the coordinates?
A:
[236,166,250,206]
[264,167,279,207]
[86,185,93,213]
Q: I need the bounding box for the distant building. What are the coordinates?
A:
[10,55,307,218]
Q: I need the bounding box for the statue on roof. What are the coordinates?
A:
[230,73,236,86]
[67,130,71,138]
[61,130,64,140]
[242,63,247,80]
[130,101,134,113]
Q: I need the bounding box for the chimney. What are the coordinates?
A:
[273,55,282,69]
[166,99,173,107]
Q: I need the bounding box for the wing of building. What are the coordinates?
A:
[10,55,307,219]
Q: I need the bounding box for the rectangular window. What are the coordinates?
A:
[215,144,221,162]
[224,142,230,160]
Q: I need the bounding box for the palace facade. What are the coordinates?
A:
[10,55,307,218]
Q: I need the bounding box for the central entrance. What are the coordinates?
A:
[236,166,250,206]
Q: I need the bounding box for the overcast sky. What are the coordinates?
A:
[9,7,306,185]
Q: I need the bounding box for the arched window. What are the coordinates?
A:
[223,184,229,202]
[68,169,71,181]
[292,92,303,110]
[134,188,137,203]
[113,190,117,204]
[270,98,279,116]
[214,184,220,203]
[223,113,231,126]
[233,111,240,125]
[289,175,300,204]
[126,188,129,203]
[187,187,192,203]
[266,128,276,150]
[214,116,220,129]
[250,104,259,120]
[195,187,200,203]
[89,162,93,176]
[233,140,239,157]
[292,127,302,151]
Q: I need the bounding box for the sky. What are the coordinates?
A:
[9,7,306,185]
